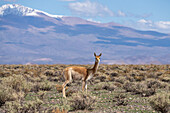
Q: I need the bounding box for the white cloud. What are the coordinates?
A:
[125,19,170,34]
[33,58,53,62]
[138,19,170,32]
[137,19,153,27]
[87,18,101,23]
[68,1,149,19]
[69,0,114,17]
[138,19,149,23]
[155,21,170,29]
[117,10,126,17]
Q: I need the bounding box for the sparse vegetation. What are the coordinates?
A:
[0,64,169,112]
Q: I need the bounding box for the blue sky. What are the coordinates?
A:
[1,0,170,33]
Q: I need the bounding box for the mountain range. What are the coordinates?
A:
[0,4,170,64]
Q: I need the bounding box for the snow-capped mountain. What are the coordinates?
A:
[0,4,63,18]
[0,4,170,64]
[0,4,37,16]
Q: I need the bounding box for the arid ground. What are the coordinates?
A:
[0,64,169,113]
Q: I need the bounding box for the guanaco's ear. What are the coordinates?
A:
[99,53,102,56]
[94,52,96,57]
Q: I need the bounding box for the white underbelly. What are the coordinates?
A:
[87,74,93,81]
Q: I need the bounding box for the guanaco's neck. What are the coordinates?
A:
[92,61,99,73]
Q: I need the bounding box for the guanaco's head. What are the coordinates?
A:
[94,53,102,62]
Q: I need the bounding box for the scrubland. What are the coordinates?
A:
[0,64,169,113]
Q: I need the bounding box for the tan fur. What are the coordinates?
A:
[64,66,87,81]
[62,53,102,98]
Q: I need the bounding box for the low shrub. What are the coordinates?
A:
[114,76,127,84]
[102,84,115,91]
[0,86,16,106]
[94,83,115,91]
[146,79,166,89]
[150,92,170,113]
[126,75,135,82]
[2,74,32,92]
[135,83,155,97]
[0,70,12,77]
[3,97,43,113]
[69,93,96,111]
[113,93,128,106]
[95,75,106,82]
[123,81,135,92]
[43,70,56,77]
[38,81,53,91]
[110,72,118,77]
[0,74,33,106]
[31,81,53,92]
[133,74,146,81]
[123,81,155,97]
[160,76,170,83]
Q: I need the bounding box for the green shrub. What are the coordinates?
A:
[150,92,170,113]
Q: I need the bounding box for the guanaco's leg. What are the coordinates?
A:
[62,80,69,98]
[82,81,87,93]
[85,82,87,93]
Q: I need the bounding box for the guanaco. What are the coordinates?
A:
[62,53,102,98]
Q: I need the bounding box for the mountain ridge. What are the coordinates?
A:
[0,4,170,64]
